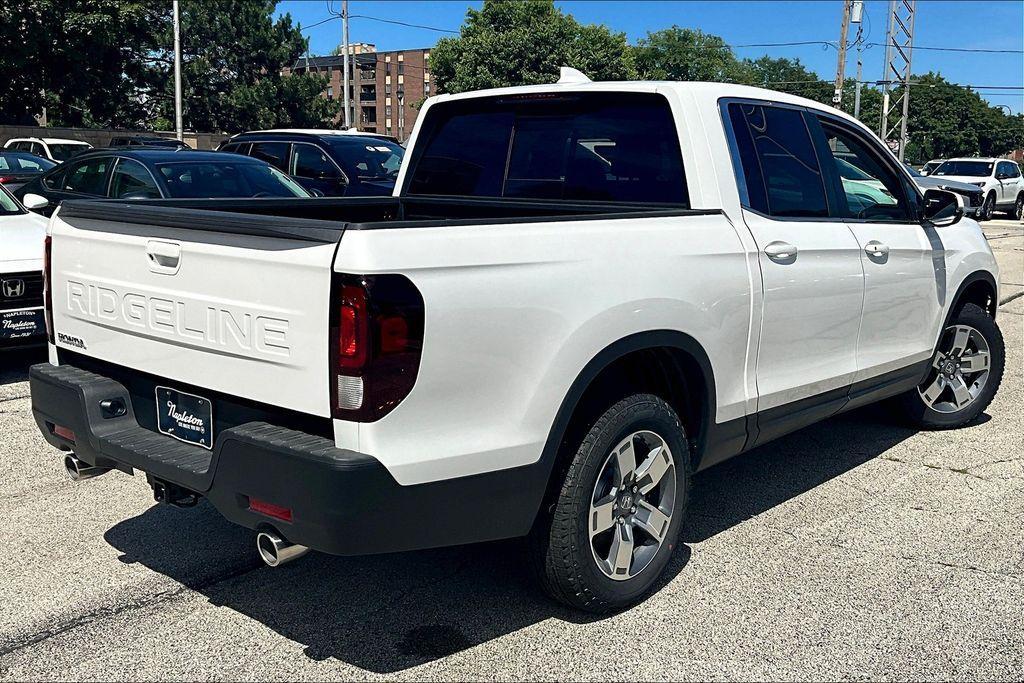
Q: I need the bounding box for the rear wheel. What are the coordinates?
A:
[899,304,1004,429]
[1009,192,1023,221]
[530,393,689,613]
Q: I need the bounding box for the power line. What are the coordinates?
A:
[349,14,459,34]
[865,42,1023,54]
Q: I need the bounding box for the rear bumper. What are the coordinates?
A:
[30,362,544,556]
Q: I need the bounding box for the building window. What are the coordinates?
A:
[385,84,391,94]
[398,63,404,75]
[386,105,392,116]
[326,86,334,100]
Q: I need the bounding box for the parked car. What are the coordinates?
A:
[919,159,944,176]
[905,164,985,217]
[930,157,1024,220]
[218,129,404,197]
[0,184,48,349]
[30,79,1003,613]
[109,135,191,149]
[0,151,56,192]
[14,149,309,215]
[4,137,92,162]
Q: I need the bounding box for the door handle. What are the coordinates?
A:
[146,240,181,274]
[764,241,797,262]
[864,241,889,258]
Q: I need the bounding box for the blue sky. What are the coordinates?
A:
[277,0,1024,113]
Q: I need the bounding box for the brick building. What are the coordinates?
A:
[283,44,433,140]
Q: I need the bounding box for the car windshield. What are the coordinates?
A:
[48,144,91,161]
[330,139,405,180]
[156,161,310,198]
[0,185,24,215]
[904,165,923,177]
[0,152,56,173]
[933,160,993,177]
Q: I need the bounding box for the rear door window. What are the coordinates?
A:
[109,158,161,198]
[62,157,111,195]
[250,142,290,171]
[726,103,829,218]
[408,93,688,204]
[291,143,341,179]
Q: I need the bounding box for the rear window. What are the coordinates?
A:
[407,93,688,204]
[0,152,55,172]
[48,143,91,161]
[156,161,308,198]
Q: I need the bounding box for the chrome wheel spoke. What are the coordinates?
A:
[960,350,989,373]
[607,521,634,578]
[949,375,973,408]
[590,495,617,537]
[635,444,672,495]
[633,500,670,543]
[920,375,945,406]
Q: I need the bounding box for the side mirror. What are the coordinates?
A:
[921,188,962,227]
[22,193,49,210]
[995,172,1009,180]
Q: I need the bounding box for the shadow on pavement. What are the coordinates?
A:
[104,401,952,673]
[0,347,46,386]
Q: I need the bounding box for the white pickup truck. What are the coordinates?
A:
[31,79,1004,612]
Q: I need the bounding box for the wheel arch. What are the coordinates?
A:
[948,270,998,324]
[533,330,717,513]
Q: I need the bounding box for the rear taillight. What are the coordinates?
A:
[43,235,54,344]
[0,176,12,184]
[329,274,424,422]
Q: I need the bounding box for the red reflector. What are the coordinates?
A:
[249,497,293,522]
[52,424,76,443]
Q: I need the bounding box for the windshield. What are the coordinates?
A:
[0,152,56,173]
[331,139,405,180]
[48,143,91,161]
[156,161,309,198]
[922,161,942,173]
[904,165,923,177]
[933,160,992,177]
[0,185,24,215]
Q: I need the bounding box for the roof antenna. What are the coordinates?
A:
[558,66,592,84]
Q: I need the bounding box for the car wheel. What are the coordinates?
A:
[899,304,1004,429]
[1011,192,1023,221]
[530,393,689,613]
[979,192,995,221]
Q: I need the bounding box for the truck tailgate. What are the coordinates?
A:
[48,202,342,417]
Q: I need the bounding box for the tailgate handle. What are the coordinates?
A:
[146,240,181,274]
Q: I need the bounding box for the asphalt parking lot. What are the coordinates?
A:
[0,219,1021,681]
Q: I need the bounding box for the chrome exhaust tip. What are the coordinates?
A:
[256,531,309,567]
[64,454,110,481]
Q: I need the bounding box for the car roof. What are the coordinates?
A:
[70,149,263,164]
[944,157,1001,163]
[230,129,400,144]
[8,137,92,146]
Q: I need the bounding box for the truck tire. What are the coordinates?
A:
[899,303,1004,429]
[530,393,689,613]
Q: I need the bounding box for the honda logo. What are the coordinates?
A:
[2,278,25,298]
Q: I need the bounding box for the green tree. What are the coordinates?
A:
[634,27,749,83]
[742,55,831,103]
[429,0,635,94]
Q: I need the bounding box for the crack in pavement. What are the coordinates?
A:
[0,560,262,661]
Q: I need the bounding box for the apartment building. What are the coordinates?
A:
[283,44,433,140]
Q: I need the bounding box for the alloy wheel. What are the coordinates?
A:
[589,430,676,581]
[1015,195,1023,221]
[918,324,991,414]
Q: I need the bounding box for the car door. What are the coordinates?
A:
[107,157,164,199]
[996,161,1019,204]
[50,155,114,211]
[723,101,865,444]
[289,142,347,196]
[812,113,941,390]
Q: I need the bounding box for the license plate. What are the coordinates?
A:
[0,309,45,340]
[155,386,214,450]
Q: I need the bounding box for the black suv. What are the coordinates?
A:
[218,130,404,197]
[109,135,191,149]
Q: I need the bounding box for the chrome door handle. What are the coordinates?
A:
[864,241,889,258]
[764,241,797,261]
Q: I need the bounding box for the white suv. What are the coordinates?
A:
[4,137,93,163]
[930,157,1024,221]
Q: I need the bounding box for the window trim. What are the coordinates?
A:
[107,157,166,199]
[288,141,348,184]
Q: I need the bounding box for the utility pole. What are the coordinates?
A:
[173,0,183,141]
[879,0,916,161]
[342,0,352,129]
[832,0,853,107]
[852,1,865,119]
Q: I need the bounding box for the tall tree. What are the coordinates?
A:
[634,27,750,83]
[429,0,636,94]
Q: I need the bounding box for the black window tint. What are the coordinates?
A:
[408,110,514,196]
[818,121,912,221]
[62,157,110,195]
[291,144,340,179]
[109,159,160,199]
[250,142,290,171]
[409,93,687,204]
[43,168,66,189]
[727,103,828,218]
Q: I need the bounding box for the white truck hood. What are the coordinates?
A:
[0,211,47,273]
[928,175,987,187]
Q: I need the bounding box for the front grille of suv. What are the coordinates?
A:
[0,272,43,311]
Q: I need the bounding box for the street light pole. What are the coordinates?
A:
[173,0,183,141]
[342,0,351,129]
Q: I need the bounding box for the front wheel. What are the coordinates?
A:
[978,192,995,221]
[898,304,1004,429]
[530,394,689,613]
